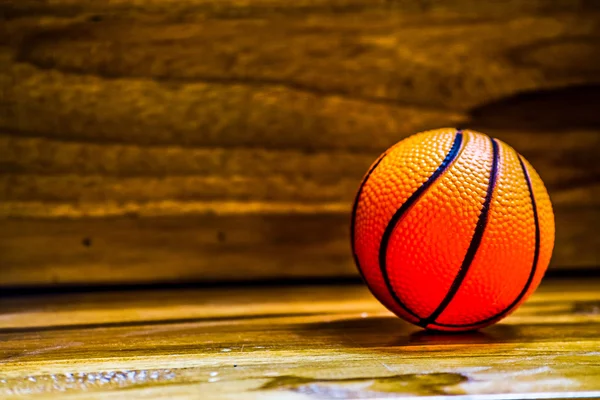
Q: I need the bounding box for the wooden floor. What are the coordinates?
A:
[1,278,599,400]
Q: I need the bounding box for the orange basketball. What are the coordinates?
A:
[351,128,555,331]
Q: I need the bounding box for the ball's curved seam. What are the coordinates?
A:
[350,153,388,283]
[418,136,500,328]
[432,150,541,328]
[378,130,464,320]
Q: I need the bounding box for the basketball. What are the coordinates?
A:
[351,128,555,331]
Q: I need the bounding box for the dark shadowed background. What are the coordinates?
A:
[1,0,599,287]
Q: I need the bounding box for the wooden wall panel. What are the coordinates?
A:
[1,0,599,286]
[1,210,599,287]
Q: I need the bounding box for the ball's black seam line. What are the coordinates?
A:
[432,151,541,329]
[351,152,388,283]
[418,136,500,328]
[378,130,464,320]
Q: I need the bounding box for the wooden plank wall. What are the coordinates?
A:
[1,0,599,286]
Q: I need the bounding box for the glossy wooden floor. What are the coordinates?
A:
[1,278,599,399]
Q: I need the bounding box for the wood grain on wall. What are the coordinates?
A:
[1,0,599,286]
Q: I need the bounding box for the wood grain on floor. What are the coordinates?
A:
[1,278,599,399]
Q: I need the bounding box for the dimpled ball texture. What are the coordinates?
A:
[351,128,555,331]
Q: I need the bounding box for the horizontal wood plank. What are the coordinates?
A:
[1,209,598,287]
[1,129,599,215]
[0,279,599,399]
